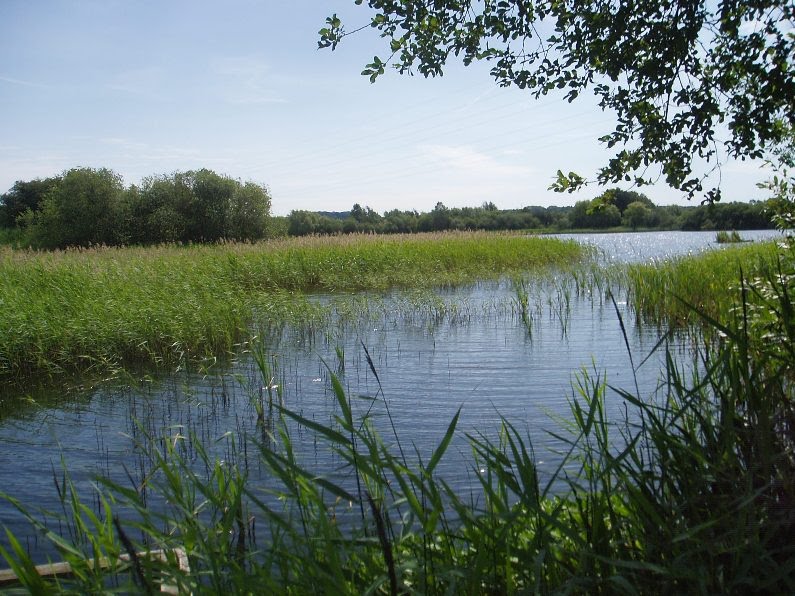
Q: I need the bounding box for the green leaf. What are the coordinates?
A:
[277,405,352,448]
[426,406,460,476]
[312,476,358,504]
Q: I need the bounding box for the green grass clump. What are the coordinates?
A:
[715,229,744,243]
[0,232,585,380]
[626,240,781,326]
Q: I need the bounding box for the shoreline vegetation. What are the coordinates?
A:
[627,240,783,326]
[715,229,745,243]
[0,231,585,382]
[1,230,793,593]
[0,168,776,251]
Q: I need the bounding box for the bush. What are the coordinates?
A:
[15,168,273,248]
[0,177,60,228]
[26,168,125,248]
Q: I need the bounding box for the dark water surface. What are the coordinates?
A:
[0,230,782,558]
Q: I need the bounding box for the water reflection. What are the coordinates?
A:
[553,229,783,263]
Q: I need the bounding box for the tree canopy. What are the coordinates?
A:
[320,1,794,201]
[283,193,773,236]
[2,168,272,249]
[0,177,60,228]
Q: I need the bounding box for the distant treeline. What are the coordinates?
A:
[1,173,774,248]
[284,190,774,236]
[0,167,272,248]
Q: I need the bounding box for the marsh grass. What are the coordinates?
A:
[626,240,781,326]
[715,229,744,243]
[0,232,585,381]
[3,236,793,592]
[3,249,794,593]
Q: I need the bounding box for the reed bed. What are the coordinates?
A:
[626,240,782,326]
[715,229,744,243]
[0,232,585,380]
[2,236,794,592]
[3,269,793,593]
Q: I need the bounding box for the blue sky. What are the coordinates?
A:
[0,0,771,215]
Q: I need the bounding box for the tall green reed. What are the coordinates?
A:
[0,232,584,382]
[2,306,794,593]
[3,239,793,593]
[627,240,780,326]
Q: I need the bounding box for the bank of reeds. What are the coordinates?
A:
[715,229,744,243]
[0,232,585,380]
[3,258,793,592]
[626,239,781,326]
[2,236,794,592]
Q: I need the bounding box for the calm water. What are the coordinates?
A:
[553,229,784,263]
[0,230,782,558]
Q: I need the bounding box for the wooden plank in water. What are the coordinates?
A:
[0,547,190,593]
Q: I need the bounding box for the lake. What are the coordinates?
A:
[0,230,782,559]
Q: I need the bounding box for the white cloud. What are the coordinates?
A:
[418,144,535,177]
[209,55,287,105]
[99,138,202,161]
[0,147,71,191]
[0,75,50,89]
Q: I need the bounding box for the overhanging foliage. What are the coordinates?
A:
[321,1,794,201]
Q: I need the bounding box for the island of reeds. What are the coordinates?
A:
[0,231,585,381]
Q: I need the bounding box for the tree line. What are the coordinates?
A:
[285,190,774,237]
[1,172,774,247]
[0,167,272,248]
